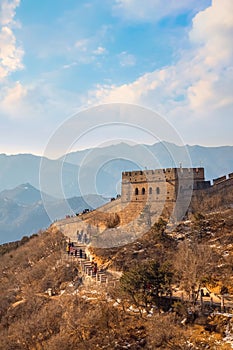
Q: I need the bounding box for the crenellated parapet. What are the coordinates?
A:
[190,173,233,213]
[52,167,233,244]
[121,167,206,203]
[121,167,233,220]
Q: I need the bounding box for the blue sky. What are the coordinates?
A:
[0,0,233,155]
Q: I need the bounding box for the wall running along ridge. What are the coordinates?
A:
[51,168,233,243]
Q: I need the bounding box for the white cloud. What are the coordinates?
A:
[93,46,107,55]
[0,0,20,26]
[189,0,233,68]
[113,0,210,22]
[0,26,24,79]
[0,0,24,80]
[90,0,233,144]
[118,51,136,67]
[0,77,85,122]
[0,81,29,119]
[73,40,107,64]
[63,62,77,70]
[75,38,89,52]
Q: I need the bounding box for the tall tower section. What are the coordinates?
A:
[121,167,207,220]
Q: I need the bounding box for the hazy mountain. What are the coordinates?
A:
[0,153,80,198]
[0,184,107,244]
[1,143,233,201]
[0,142,233,243]
[186,144,233,180]
[62,142,233,182]
[0,196,50,244]
[0,183,54,205]
[0,153,41,190]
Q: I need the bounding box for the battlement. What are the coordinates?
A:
[122,167,205,183]
[213,175,227,185]
[121,167,206,207]
[53,167,233,243]
[120,167,233,222]
[212,173,233,185]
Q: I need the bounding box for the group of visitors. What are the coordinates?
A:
[66,241,87,259]
[65,240,99,276]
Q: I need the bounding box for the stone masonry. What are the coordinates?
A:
[52,168,233,245]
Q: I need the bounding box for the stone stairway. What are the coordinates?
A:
[66,243,113,285]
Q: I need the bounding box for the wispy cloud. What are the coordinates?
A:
[118,51,136,67]
[89,0,233,144]
[113,0,211,22]
[0,0,232,151]
[75,38,89,52]
[72,31,108,64]
[0,0,24,80]
[0,81,29,119]
[93,46,107,55]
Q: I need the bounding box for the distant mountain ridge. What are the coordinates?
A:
[59,142,233,186]
[0,183,107,244]
[0,183,54,205]
[1,142,233,199]
[0,142,233,243]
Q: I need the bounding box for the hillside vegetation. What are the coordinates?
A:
[1,210,233,349]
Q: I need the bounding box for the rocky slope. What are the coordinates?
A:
[1,210,233,349]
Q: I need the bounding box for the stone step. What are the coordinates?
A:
[64,245,112,285]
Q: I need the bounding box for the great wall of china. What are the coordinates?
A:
[51,168,233,245]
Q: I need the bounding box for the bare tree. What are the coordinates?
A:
[174,240,213,305]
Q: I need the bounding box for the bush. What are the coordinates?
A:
[120,260,173,313]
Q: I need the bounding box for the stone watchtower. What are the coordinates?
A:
[121,167,208,220]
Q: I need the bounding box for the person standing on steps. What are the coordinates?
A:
[91,259,95,275]
[66,243,70,255]
[93,262,98,275]
[79,248,83,258]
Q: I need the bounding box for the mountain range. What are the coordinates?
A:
[0,141,233,243]
[1,142,233,198]
[0,183,107,244]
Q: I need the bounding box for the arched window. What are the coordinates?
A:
[142,187,146,195]
[156,187,160,195]
[135,188,139,195]
[149,187,152,195]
